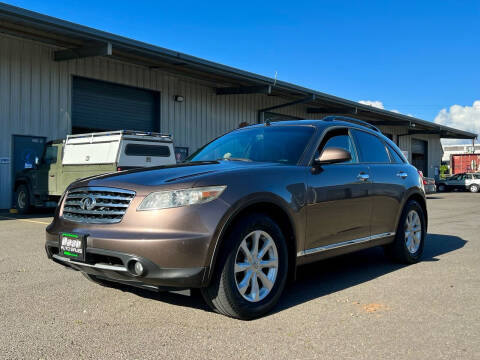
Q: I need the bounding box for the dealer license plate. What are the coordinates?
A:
[59,233,85,261]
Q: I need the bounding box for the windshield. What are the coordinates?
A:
[188,126,315,165]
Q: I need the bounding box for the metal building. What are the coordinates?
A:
[0,3,476,209]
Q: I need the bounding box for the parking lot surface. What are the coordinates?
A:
[1,192,479,359]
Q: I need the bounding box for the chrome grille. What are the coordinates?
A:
[63,187,135,224]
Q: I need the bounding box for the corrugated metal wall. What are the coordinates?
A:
[0,33,443,208]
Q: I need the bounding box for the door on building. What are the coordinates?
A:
[411,139,428,175]
[72,77,160,134]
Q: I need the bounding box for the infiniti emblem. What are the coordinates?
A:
[80,196,96,211]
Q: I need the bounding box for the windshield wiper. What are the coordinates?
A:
[217,157,252,162]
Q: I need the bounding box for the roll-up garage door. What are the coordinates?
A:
[411,138,428,175]
[72,77,160,134]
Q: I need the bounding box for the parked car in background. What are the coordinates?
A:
[14,130,176,213]
[437,173,480,193]
[417,170,436,194]
[46,117,428,319]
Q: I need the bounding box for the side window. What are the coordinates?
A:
[474,174,480,180]
[386,143,404,163]
[351,129,390,163]
[124,144,171,157]
[317,128,357,163]
[43,146,58,165]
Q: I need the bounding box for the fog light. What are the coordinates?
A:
[133,261,144,276]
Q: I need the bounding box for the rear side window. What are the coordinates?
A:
[473,174,480,179]
[352,129,390,163]
[125,144,170,157]
[386,143,404,163]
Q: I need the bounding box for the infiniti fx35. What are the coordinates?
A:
[46,117,427,319]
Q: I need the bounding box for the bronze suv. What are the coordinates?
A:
[46,117,427,319]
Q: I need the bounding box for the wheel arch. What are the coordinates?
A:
[401,190,428,231]
[204,196,298,286]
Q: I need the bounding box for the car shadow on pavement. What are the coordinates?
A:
[0,208,55,220]
[274,233,466,314]
[92,233,466,316]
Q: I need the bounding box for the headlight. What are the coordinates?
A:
[137,186,227,211]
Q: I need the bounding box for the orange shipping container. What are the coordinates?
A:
[451,154,480,174]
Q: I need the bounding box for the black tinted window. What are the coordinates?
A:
[386,143,404,163]
[43,146,58,164]
[125,144,170,157]
[473,174,480,179]
[352,130,390,163]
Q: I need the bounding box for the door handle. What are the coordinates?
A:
[397,172,408,179]
[357,173,369,182]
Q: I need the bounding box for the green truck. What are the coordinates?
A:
[14,130,176,213]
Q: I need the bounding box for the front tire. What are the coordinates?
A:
[202,214,288,320]
[15,184,31,214]
[81,273,113,287]
[437,184,447,192]
[469,184,479,193]
[385,200,426,264]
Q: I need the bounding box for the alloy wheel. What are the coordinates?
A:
[17,190,27,209]
[234,230,279,302]
[405,210,422,254]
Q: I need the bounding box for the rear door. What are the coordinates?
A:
[305,127,372,251]
[351,129,405,237]
[464,174,473,189]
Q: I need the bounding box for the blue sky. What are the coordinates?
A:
[6,0,480,139]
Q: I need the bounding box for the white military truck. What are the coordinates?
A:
[14,130,176,213]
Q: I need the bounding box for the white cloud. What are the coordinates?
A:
[358,100,412,116]
[358,100,384,109]
[434,101,480,145]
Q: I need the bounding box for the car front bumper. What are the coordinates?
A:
[45,194,231,289]
[45,239,207,289]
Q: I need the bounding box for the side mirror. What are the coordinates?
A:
[314,147,351,165]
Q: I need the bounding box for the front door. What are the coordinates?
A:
[305,128,372,251]
[36,144,60,195]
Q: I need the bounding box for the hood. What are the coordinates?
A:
[76,160,274,191]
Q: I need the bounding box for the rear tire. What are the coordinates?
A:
[385,200,426,264]
[201,213,288,320]
[469,184,479,193]
[15,184,31,214]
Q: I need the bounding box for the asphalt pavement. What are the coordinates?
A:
[0,192,478,359]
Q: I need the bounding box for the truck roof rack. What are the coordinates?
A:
[66,130,172,140]
[322,116,381,133]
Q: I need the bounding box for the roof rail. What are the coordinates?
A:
[67,130,172,140]
[322,116,381,133]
